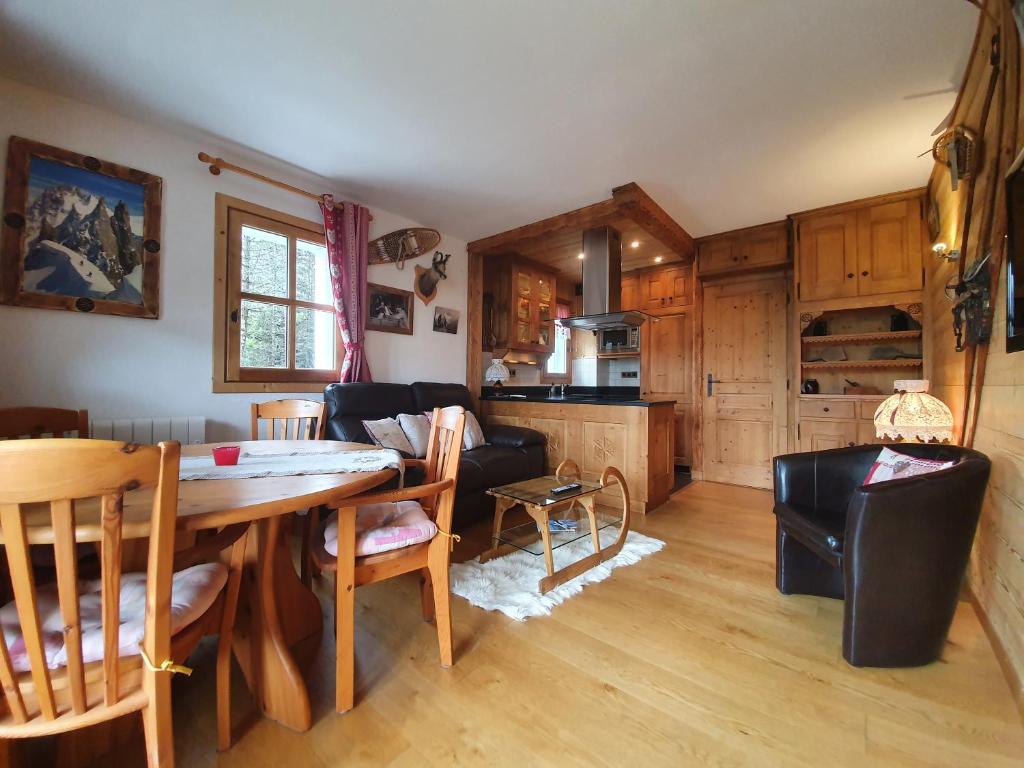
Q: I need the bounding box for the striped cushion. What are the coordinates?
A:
[0,563,227,673]
[324,500,437,557]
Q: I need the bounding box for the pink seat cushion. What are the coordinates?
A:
[0,563,228,673]
[324,500,438,557]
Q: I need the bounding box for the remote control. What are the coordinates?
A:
[550,482,582,494]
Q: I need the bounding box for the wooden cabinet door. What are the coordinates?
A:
[534,271,555,351]
[620,274,640,311]
[697,238,737,274]
[639,270,667,312]
[737,226,787,269]
[646,313,692,396]
[703,276,788,489]
[661,266,692,309]
[797,212,858,301]
[856,422,882,446]
[512,264,533,349]
[856,198,922,295]
[799,420,858,451]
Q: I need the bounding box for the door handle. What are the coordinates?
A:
[706,373,723,397]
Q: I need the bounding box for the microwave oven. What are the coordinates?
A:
[597,326,640,354]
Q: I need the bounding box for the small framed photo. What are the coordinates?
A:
[366,282,414,335]
[432,306,460,334]
[1,136,163,319]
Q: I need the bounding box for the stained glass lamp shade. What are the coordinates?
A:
[874,380,954,443]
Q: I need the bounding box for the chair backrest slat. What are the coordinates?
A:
[423,407,465,532]
[0,438,177,726]
[251,400,325,442]
[51,499,87,715]
[100,493,123,706]
[0,503,58,720]
[0,407,89,440]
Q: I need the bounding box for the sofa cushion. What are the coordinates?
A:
[411,382,475,414]
[398,413,431,458]
[462,412,487,450]
[324,382,415,443]
[459,445,531,493]
[362,416,415,456]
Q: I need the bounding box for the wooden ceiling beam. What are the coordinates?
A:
[611,182,694,261]
[467,182,693,266]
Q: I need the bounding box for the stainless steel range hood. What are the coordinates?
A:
[557,226,648,331]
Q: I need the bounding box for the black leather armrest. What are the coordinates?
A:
[773,452,817,509]
[484,424,546,449]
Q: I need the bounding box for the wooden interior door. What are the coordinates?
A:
[702,276,788,488]
[856,199,922,295]
[796,211,858,301]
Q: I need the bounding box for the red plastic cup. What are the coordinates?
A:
[212,446,240,466]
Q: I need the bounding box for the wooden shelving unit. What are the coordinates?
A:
[801,330,921,346]
[800,359,922,371]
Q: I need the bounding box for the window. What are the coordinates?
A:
[544,301,571,382]
[213,195,339,392]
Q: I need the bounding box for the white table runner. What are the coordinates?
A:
[179,448,404,482]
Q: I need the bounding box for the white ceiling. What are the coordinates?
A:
[0,0,977,241]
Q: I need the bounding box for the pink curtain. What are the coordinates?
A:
[320,195,373,382]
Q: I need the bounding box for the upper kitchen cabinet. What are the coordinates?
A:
[794,190,923,304]
[635,263,693,314]
[696,221,789,278]
[484,256,558,354]
[620,273,641,311]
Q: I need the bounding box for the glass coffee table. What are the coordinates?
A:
[480,462,632,594]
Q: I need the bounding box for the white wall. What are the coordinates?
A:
[0,76,468,440]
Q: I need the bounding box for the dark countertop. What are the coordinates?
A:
[481,394,675,407]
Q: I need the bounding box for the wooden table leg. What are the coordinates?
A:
[232,515,322,732]
[532,504,556,579]
[478,497,517,563]
[335,505,356,714]
[582,496,602,554]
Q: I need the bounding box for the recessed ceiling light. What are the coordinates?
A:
[577,252,585,259]
[654,255,663,263]
[630,240,640,249]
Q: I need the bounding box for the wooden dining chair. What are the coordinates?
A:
[251,399,327,586]
[0,439,249,765]
[250,399,325,441]
[0,407,89,439]
[311,406,466,713]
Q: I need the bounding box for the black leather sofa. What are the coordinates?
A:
[773,443,990,667]
[322,381,545,529]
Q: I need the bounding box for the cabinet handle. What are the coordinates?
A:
[846,273,854,279]
[847,442,855,447]
[731,256,739,262]
[823,407,830,412]
[742,254,748,260]
[861,271,869,277]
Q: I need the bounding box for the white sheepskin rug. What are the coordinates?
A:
[450,528,664,621]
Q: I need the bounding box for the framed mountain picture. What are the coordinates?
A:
[1,136,162,318]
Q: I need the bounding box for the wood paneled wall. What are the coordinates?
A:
[924,0,1023,709]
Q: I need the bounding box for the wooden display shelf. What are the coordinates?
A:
[800,359,923,371]
[801,330,921,345]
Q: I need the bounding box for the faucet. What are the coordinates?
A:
[559,384,568,397]
[549,384,559,398]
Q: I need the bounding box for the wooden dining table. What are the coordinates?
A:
[16,440,395,733]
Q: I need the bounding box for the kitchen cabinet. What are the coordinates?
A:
[795,193,922,302]
[796,396,886,452]
[642,311,694,466]
[484,256,558,353]
[636,264,693,314]
[620,274,641,311]
[696,221,789,277]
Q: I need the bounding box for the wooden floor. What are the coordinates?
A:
[12,482,1024,766]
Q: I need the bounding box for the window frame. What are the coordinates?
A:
[541,299,572,385]
[213,194,340,393]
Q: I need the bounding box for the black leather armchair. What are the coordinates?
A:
[323,381,545,529]
[773,444,990,667]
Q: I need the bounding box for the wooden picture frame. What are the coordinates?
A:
[366,282,414,335]
[1,136,162,319]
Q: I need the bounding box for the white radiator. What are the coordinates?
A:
[89,417,207,445]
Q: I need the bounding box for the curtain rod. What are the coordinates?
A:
[197,151,372,219]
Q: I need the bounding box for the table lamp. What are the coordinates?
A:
[484,358,511,393]
[874,380,954,443]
